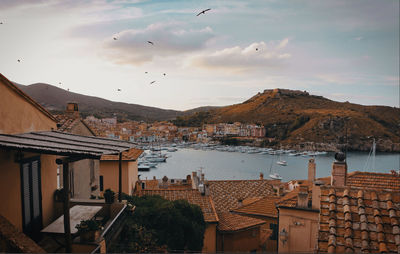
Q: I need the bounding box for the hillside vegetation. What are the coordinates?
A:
[178,89,400,152]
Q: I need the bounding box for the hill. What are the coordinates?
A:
[16,83,184,122]
[174,89,400,152]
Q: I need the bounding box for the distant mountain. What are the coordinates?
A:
[16,83,187,121]
[175,89,400,152]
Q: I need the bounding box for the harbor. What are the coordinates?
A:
[137,143,400,181]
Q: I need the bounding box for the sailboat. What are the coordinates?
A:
[276,151,287,166]
[362,138,376,172]
[269,155,283,180]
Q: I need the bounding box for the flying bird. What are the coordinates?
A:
[150,81,156,85]
[17,59,21,62]
[196,8,211,16]
[113,37,118,40]
[0,22,3,25]
[256,48,258,51]
[147,41,154,45]
[145,71,148,74]
[117,88,121,91]
[163,73,166,76]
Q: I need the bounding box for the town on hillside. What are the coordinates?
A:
[1,70,400,254]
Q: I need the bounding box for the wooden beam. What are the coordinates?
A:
[56,156,87,165]
[62,162,72,253]
[118,152,122,202]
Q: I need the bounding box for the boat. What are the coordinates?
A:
[138,164,150,171]
[269,173,283,180]
[276,160,287,166]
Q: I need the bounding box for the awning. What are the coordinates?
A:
[0,131,137,158]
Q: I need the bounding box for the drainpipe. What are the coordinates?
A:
[118,152,122,202]
[62,162,72,253]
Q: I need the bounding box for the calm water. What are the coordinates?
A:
[140,148,400,182]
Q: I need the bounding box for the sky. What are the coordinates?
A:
[0,0,399,110]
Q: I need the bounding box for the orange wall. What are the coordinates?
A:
[202,223,217,253]
[0,80,56,134]
[0,151,58,230]
[278,208,319,253]
[100,161,138,195]
[217,227,262,252]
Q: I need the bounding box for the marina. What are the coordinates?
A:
[137,143,400,181]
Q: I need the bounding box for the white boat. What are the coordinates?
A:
[269,173,283,180]
[138,164,150,171]
[277,160,287,166]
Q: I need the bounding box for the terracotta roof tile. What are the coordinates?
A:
[137,189,218,223]
[101,148,143,161]
[217,212,266,232]
[318,186,400,253]
[55,114,96,136]
[208,179,275,212]
[233,196,280,218]
[347,171,400,191]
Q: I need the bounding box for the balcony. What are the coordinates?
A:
[40,199,128,253]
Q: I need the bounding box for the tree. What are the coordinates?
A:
[110,195,206,252]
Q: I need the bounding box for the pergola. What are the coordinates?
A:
[0,131,137,252]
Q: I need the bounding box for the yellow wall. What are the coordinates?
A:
[217,227,262,252]
[0,150,57,231]
[278,208,319,253]
[202,223,217,253]
[0,80,56,134]
[100,161,138,195]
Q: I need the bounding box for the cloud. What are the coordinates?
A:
[189,38,291,72]
[102,22,215,65]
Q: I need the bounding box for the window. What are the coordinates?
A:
[100,176,104,191]
[270,223,278,240]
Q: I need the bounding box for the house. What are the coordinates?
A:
[55,102,99,199]
[276,155,400,253]
[100,148,143,195]
[0,73,135,253]
[207,176,277,252]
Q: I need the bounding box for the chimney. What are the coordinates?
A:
[308,158,316,182]
[312,180,324,210]
[200,173,205,183]
[260,173,264,180]
[297,186,309,208]
[161,175,168,189]
[66,102,79,118]
[204,180,210,196]
[331,153,347,187]
[191,171,199,190]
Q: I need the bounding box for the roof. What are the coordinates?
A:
[101,148,143,161]
[347,171,400,191]
[276,188,301,208]
[208,179,275,212]
[232,196,281,218]
[217,212,266,232]
[318,186,400,253]
[0,131,137,158]
[137,189,219,223]
[55,114,96,136]
[0,73,57,122]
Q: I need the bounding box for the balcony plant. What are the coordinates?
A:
[76,219,103,242]
[103,189,115,204]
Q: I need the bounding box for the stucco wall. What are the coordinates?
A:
[217,227,261,252]
[0,150,22,230]
[0,151,57,231]
[127,161,138,195]
[278,208,319,253]
[0,81,56,134]
[100,161,129,194]
[202,223,217,253]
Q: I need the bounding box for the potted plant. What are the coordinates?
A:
[76,219,102,242]
[103,189,115,204]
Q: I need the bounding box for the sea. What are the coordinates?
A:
[139,148,400,182]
